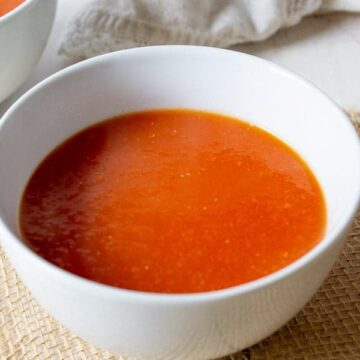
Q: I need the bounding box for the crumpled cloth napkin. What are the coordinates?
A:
[59,0,360,60]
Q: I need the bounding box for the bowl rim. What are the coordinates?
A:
[0,0,36,24]
[1,45,360,305]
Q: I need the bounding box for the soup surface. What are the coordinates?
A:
[20,109,326,293]
[0,0,25,16]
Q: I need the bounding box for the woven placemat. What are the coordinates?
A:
[1,114,359,360]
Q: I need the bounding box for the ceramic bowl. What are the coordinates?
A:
[0,0,57,103]
[0,46,359,359]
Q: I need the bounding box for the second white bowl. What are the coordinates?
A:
[0,0,57,103]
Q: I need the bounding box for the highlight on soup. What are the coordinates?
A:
[20,109,326,294]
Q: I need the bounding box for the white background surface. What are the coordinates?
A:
[1,0,360,115]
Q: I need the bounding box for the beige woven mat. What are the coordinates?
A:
[1,114,360,360]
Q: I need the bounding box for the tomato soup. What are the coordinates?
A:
[20,109,326,293]
[0,0,25,16]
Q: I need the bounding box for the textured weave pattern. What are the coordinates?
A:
[1,115,359,359]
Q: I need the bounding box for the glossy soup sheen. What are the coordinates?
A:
[0,0,25,16]
[20,109,326,294]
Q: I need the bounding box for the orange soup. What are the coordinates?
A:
[0,0,25,16]
[20,109,326,293]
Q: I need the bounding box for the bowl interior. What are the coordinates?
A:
[0,46,359,252]
[0,0,29,22]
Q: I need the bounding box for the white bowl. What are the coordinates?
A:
[0,46,359,359]
[0,0,57,103]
